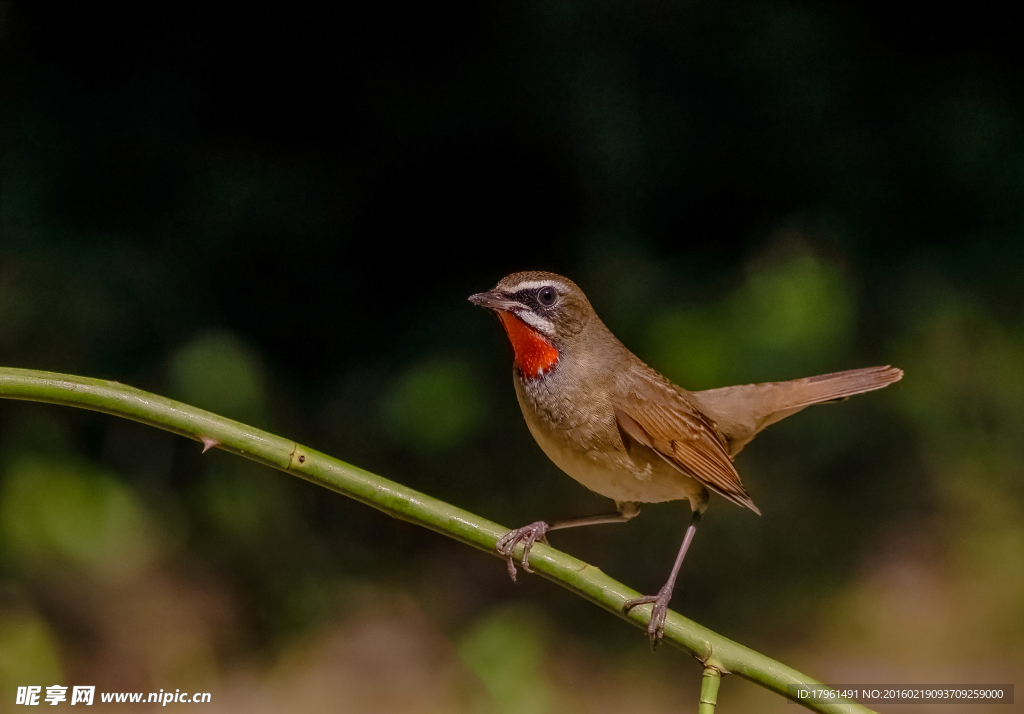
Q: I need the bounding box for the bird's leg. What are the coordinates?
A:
[623,509,702,646]
[497,502,640,582]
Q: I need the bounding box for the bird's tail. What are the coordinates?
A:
[692,365,903,455]
[766,365,904,410]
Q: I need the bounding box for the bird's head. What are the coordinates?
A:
[469,271,595,379]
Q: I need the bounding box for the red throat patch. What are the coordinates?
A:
[497,311,559,378]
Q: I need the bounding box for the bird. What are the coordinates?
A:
[469,270,903,644]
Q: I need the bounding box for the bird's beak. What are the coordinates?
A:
[468,291,522,312]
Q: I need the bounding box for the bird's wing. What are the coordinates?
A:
[613,396,761,514]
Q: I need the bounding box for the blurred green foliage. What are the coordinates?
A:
[645,246,855,388]
[383,357,487,452]
[456,605,553,714]
[168,331,268,425]
[1,455,156,579]
[0,612,63,699]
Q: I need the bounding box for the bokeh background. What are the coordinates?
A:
[1,1,1022,712]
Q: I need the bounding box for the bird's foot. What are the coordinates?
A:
[623,584,674,648]
[495,521,550,582]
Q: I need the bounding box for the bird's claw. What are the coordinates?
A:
[623,585,674,648]
[496,521,550,582]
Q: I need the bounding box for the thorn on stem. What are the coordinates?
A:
[200,436,220,453]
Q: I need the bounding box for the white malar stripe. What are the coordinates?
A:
[507,279,571,295]
[515,309,555,336]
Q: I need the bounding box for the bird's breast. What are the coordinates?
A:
[512,367,706,506]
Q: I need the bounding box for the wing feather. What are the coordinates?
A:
[613,398,761,514]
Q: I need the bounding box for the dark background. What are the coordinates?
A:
[1,2,1022,711]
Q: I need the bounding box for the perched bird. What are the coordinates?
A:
[470,270,902,643]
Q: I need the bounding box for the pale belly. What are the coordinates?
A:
[520,396,707,508]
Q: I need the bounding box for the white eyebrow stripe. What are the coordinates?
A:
[508,280,571,293]
[515,309,555,336]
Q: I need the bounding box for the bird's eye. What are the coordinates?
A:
[537,286,557,306]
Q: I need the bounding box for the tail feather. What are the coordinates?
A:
[773,365,904,410]
[691,365,903,456]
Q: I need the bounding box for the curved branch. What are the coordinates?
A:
[0,367,873,714]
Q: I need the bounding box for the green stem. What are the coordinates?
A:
[0,367,873,714]
[698,667,721,714]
